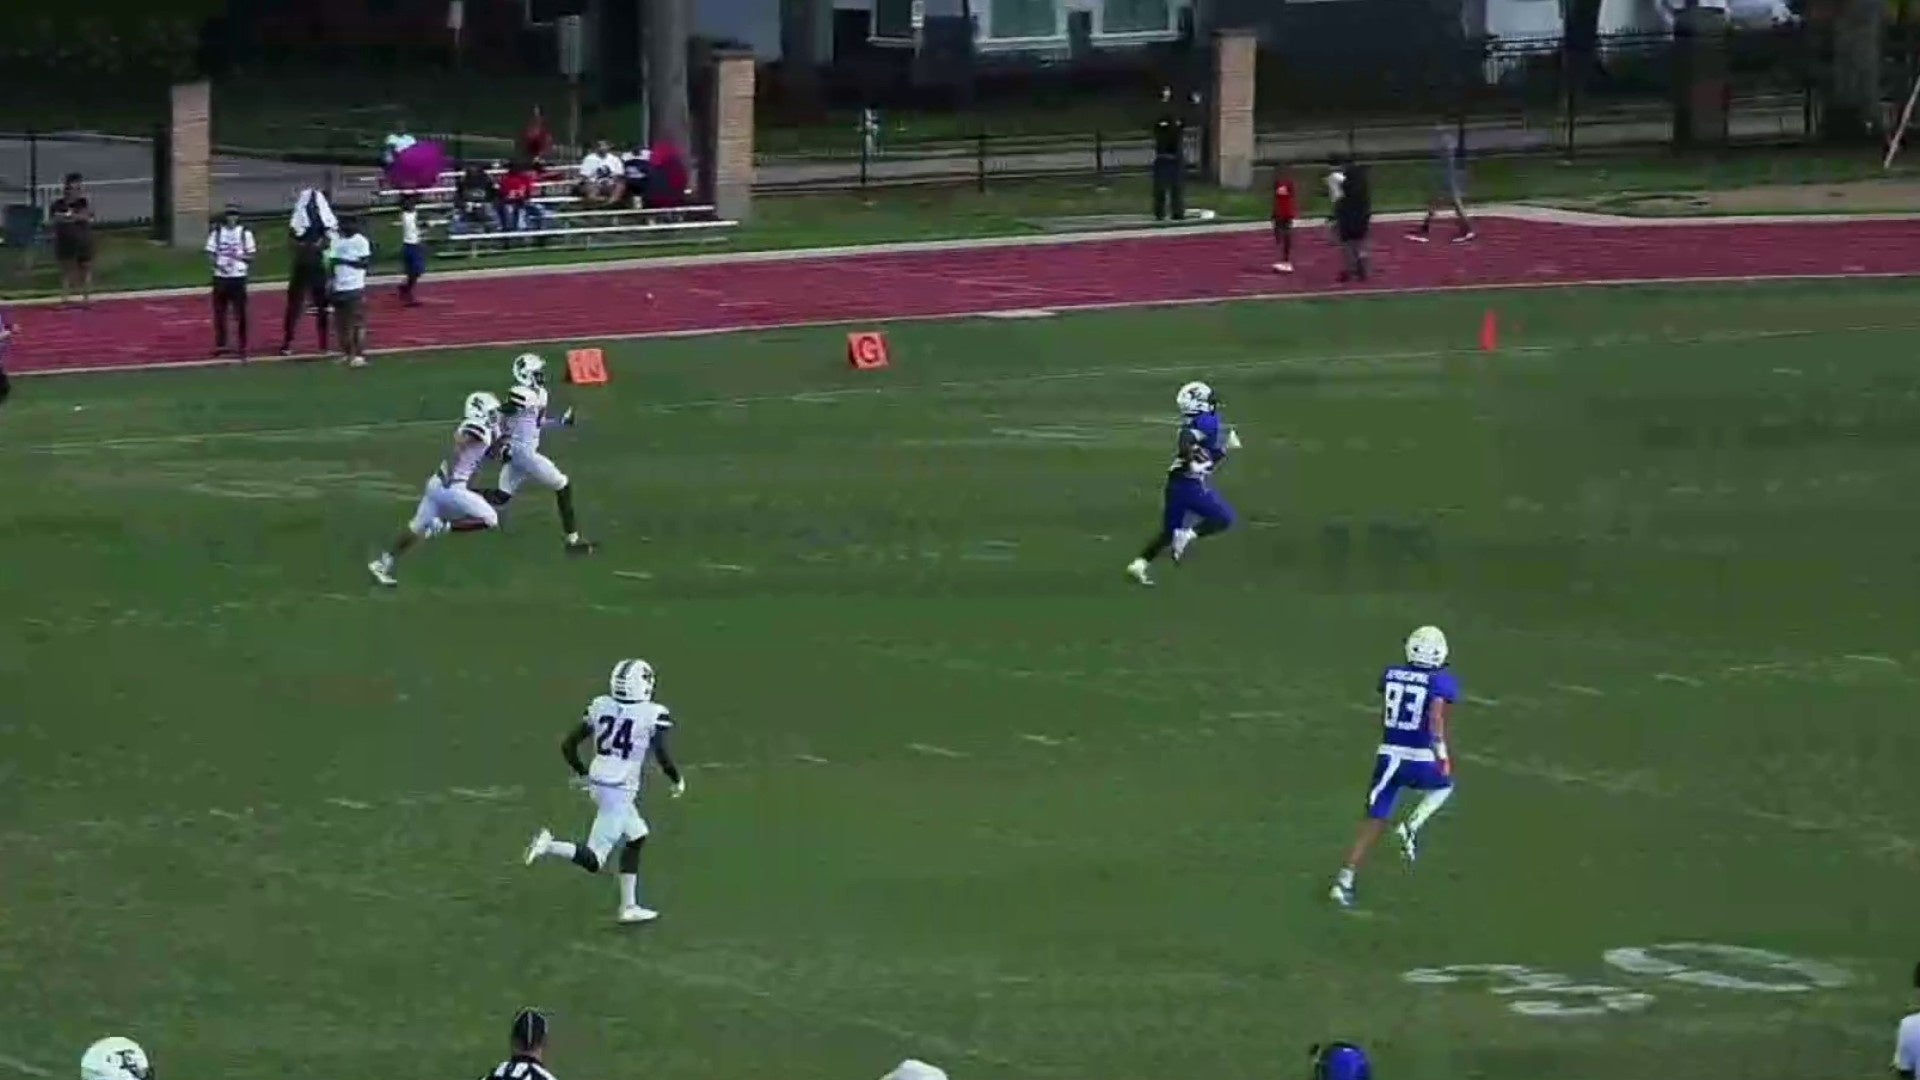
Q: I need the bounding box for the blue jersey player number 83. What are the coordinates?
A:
[1127,380,1240,586]
[1332,624,1458,909]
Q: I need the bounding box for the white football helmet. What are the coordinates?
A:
[81,1038,151,1080]
[1405,625,1449,668]
[464,390,502,425]
[1175,381,1217,416]
[511,353,547,388]
[610,658,656,703]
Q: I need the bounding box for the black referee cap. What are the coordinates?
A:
[511,1008,549,1051]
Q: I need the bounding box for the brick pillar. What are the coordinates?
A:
[169,80,212,249]
[1209,29,1257,190]
[709,47,755,223]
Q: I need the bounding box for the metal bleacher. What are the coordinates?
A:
[370,166,737,258]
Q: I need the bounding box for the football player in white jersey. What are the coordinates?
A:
[81,1037,152,1080]
[523,658,684,924]
[478,353,594,555]
[367,391,503,587]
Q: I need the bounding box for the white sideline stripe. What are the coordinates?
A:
[19,345,1453,452]
[9,202,1918,310]
[21,268,1918,383]
[0,1055,53,1077]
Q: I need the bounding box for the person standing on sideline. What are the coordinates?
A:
[205,203,257,360]
[1150,87,1188,222]
[1895,961,1920,1079]
[49,173,95,306]
[483,1010,560,1080]
[1330,158,1373,284]
[1408,123,1475,243]
[0,307,15,408]
[397,194,425,306]
[327,216,373,368]
[1271,165,1299,273]
[282,186,336,355]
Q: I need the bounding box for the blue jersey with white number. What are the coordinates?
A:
[1378,663,1459,752]
[1168,411,1229,482]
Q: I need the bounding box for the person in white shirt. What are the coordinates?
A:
[204,203,257,360]
[398,193,425,307]
[326,216,374,368]
[381,121,417,168]
[576,140,623,207]
[1896,961,1920,1080]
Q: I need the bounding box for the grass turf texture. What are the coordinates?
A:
[3,280,1915,1080]
[0,148,1904,300]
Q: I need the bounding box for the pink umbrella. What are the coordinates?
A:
[387,141,449,191]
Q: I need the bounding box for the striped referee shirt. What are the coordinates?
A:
[485,1054,557,1080]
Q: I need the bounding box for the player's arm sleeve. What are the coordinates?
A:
[1433,671,1461,703]
[1896,1021,1916,1075]
[561,720,592,777]
[650,723,682,783]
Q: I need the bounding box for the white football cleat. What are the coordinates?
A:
[523,828,553,866]
[1169,527,1198,562]
[1125,558,1154,586]
[618,905,660,925]
[1330,882,1356,908]
[1273,261,1294,274]
[367,559,397,587]
[1395,822,1419,864]
[348,356,369,369]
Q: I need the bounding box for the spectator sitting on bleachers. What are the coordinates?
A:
[577,140,624,207]
[520,106,553,166]
[620,144,652,208]
[452,164,500,235]
[498,159,551,232]
[382,121,417,168]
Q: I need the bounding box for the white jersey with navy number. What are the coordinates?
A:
[582,694,673,793]
[435,418,495,487]
[503,384,550,456]
[1378,663,1460,760]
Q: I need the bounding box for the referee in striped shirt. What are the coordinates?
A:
[484,1009,559,1080]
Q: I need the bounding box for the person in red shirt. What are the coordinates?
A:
[1272,166,1299,274]
[520,106,554,166]
[498,159,548,232]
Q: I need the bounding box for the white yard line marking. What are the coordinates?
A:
[795,754,832,765]
[1466,694,1502,707]
[1842,653,1899,666]
[612,569,654,581]
[326,797,375,810]
[1017,733,1065,746]
[700,562,753,573]
[0,1054,54,1077]
[1551,683,1606,697]
[1652,672,1704,687]
[907,742,969,759]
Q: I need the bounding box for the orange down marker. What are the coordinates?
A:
[566,348,610,385]
[847,331,890,371]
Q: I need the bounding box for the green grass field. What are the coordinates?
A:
[3,281,1916,1080]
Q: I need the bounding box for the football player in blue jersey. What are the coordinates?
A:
[1126,380,1241,586]
[1331,625,1458,908]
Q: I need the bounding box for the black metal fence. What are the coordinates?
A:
[0,25,1850,226]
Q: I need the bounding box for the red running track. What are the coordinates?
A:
[11,214,1920,375]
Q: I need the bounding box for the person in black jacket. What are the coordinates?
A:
[281,187,335,356]
[1329,158,1373,284]
[1150,87,1189,222]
